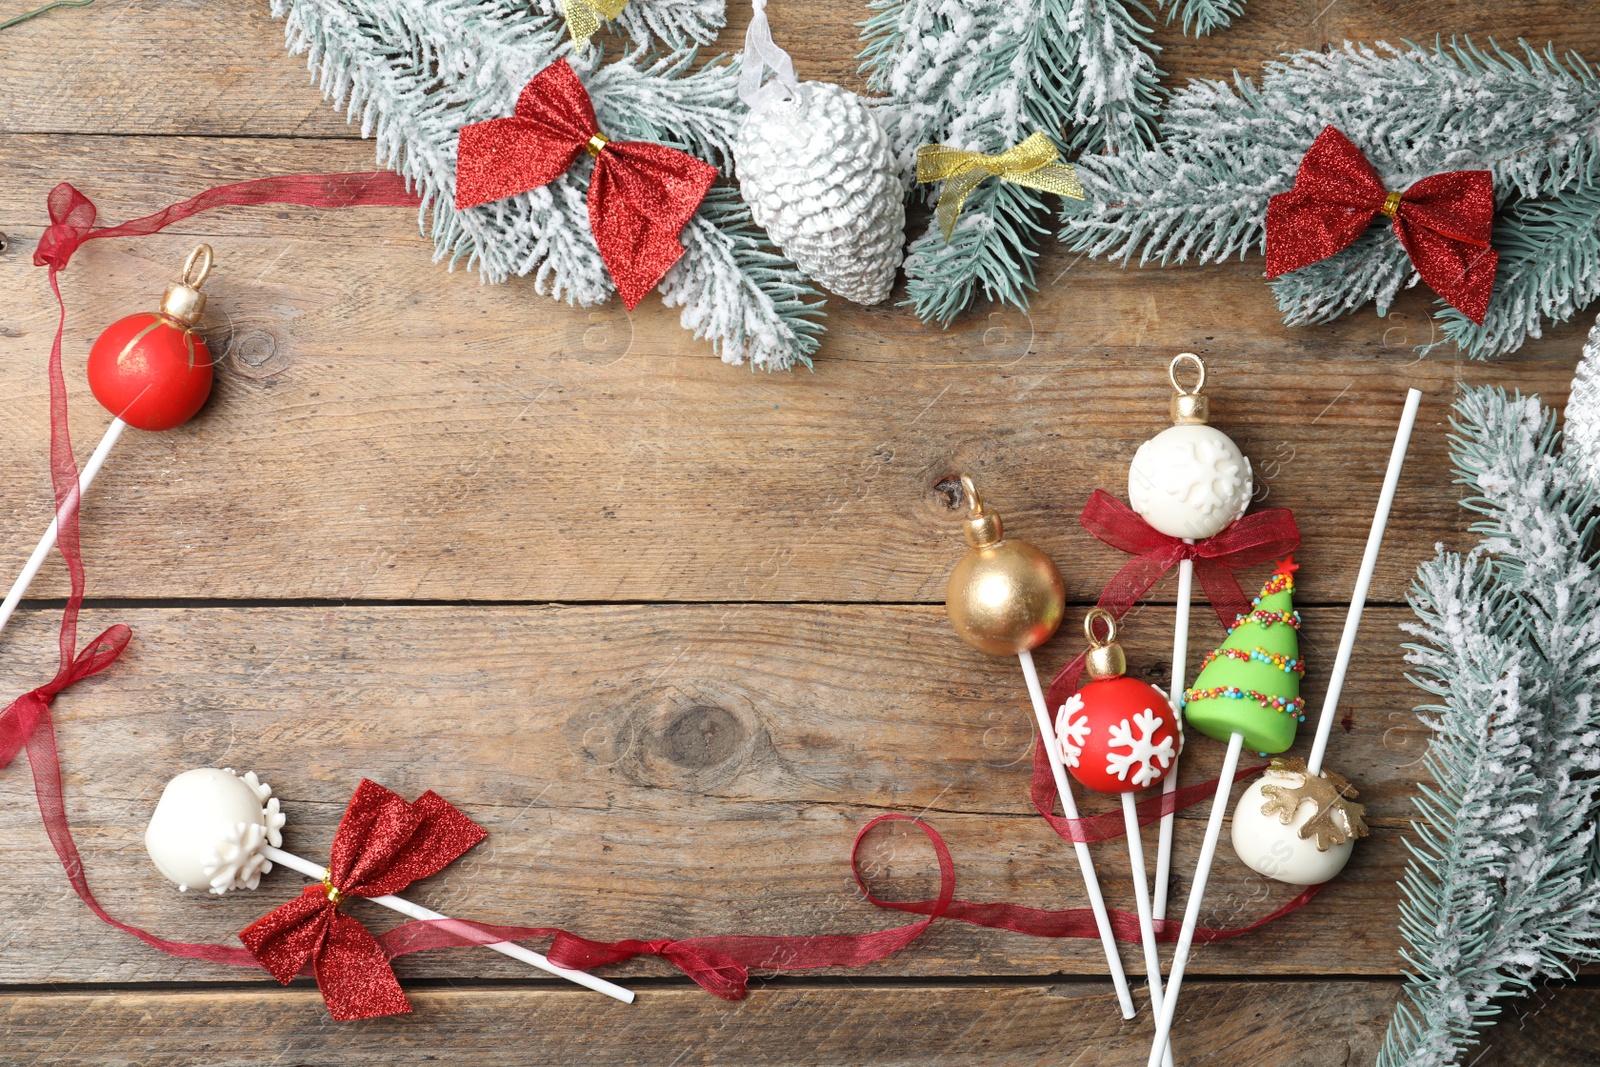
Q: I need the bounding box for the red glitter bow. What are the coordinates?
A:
[240,780,487,1020]
[454,58,718,310]
[1265,125,1498,324]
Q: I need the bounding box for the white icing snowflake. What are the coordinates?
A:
[1105,708,1177,788]
[1167,438,1247,517]
[202,821,273,895]
[1055,694,1090,769]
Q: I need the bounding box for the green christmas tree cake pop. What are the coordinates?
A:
[1181,557,1305,754]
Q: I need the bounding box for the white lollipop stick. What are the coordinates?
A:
[1123,792,1174,1067]
[0,418,127,640]
[1018,649,1137,1020]
[1307,387,1422,776]
[1146,730,1243,1067]
[261,845,634,1004]
[1153,546,1193,920]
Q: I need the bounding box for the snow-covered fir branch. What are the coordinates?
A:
[1156,0,1244,37]
[1062,40,1600,356]
[1384,387,1600,1066]
[271,0,824,369]
[529,0,722,51]
[860,0,1162,325]
[1433,180,1600,358]
[662,188,826,368]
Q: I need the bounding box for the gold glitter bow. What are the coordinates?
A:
[563,0,628,49]
[916,132,1084,242]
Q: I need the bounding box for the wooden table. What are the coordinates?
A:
[0,1,1594,1063]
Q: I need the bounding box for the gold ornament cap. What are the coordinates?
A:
[1168,352,1210,425]
[159,245,212,327]
[1082,608,1127,680]
[943,475,1066,657]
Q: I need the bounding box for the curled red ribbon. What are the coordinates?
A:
[1265,125,1498,324]
[454,58,717,310]
[543,809,1322,998]
[239,780,487,1020]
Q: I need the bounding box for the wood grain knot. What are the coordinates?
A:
[224,326,293,380]
[576,682,766,793]
[932,475,965,509]
[660,704,747,769]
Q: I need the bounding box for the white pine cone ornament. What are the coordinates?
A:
[735,82,905,305]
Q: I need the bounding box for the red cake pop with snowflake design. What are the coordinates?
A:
[1056,611,1183,794]
[1054,610,1185,1060]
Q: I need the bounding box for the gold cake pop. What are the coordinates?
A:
[945,475,1066,656]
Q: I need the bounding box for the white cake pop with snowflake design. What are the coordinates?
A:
[1128,353,1253,540]
[144,767,285,894]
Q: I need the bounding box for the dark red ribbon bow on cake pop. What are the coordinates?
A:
[1047,491,1300,710]
[454,58,718,310]
[240,779,486,1020]
[1265,125,1498,324]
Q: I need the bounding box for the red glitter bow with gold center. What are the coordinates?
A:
[239,780,486,1020]
[1265,125,1498,324]
[454,58,718,310]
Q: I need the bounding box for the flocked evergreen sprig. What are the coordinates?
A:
[1383,386,1600,1066]
[1061,39,1600,358]
[1157,0,1245,38]
[270,0,825,369]
[859,0,1164,325]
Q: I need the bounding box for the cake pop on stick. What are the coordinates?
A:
[1127,354,1254,920]
[1146,557,1303,1067]
[946,476,1136,1020]
[1057,609,1183,1064]
[0,246,217,641]
[1231,388,1419,884]
[145,767,634,1005]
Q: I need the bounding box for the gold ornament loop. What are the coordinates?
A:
[1379,189,1403,219]
[957,474,1002,548]
[1168,352,1210,425]
[321,876,345,906]
[1083,608,1126,679]
[180,245,213,290]
[564,0,629,50]
[1168,352,1206,396]
[586,132,610,158]
[1084,607,1117,646]
[916,132,1085,243]
[959,473,984,516]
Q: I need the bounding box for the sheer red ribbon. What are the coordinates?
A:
[4,175,1325,1007]
[1079,489,1301,628]
[1047,491,1301,711]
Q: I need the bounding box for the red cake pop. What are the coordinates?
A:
[1056,611,1183,795]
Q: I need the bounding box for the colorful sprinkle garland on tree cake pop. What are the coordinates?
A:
[1182,557,1305,754]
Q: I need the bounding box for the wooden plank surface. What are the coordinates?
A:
[0,983,1590,1067]
[0,603,1421,983]
[0,983,1401,1066]
[0,0,1593,1063]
